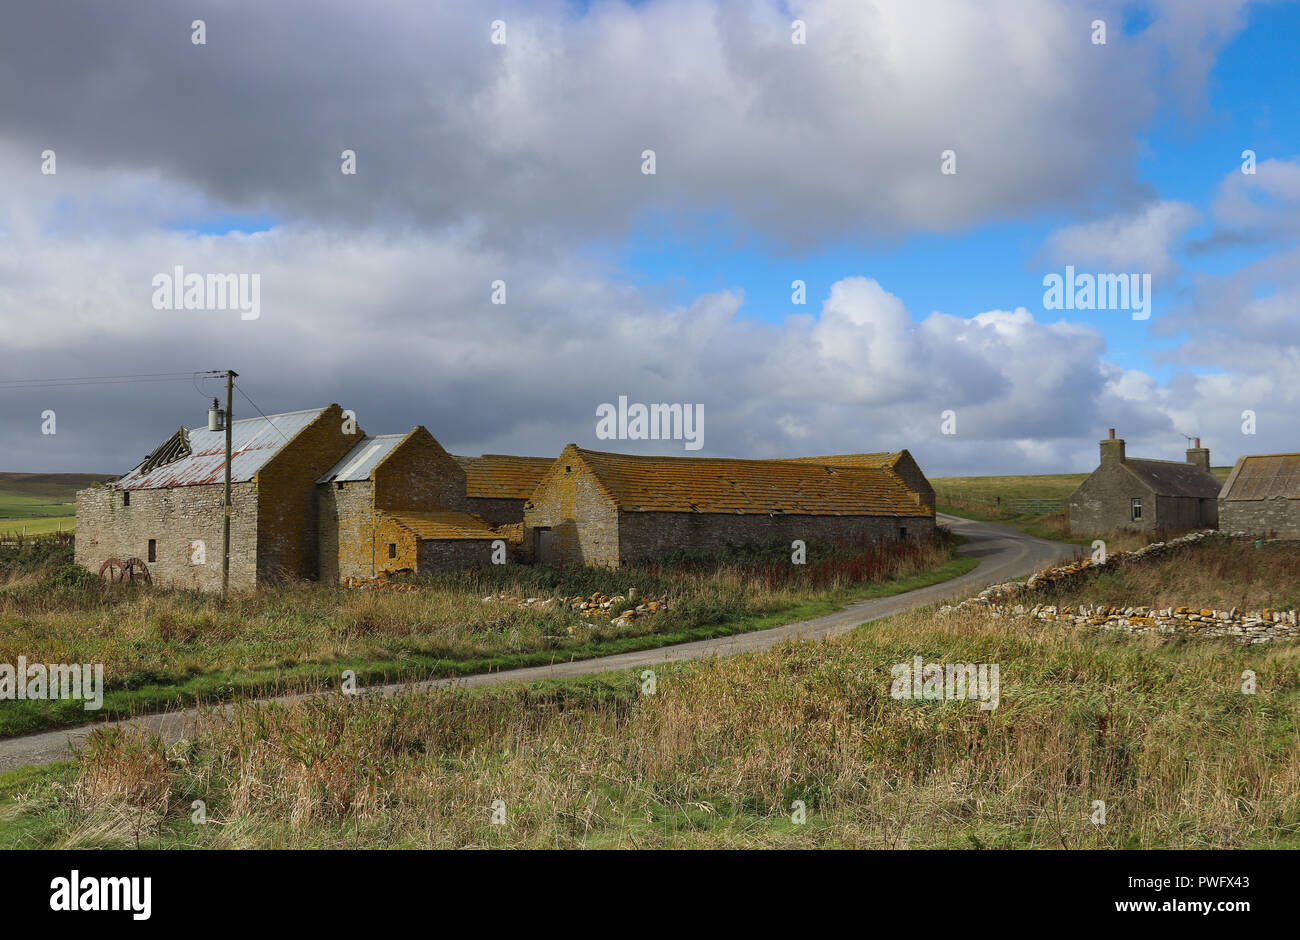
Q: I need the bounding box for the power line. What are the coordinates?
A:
[233,381,292,444]
[0,371,216,390]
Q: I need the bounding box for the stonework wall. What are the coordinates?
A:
[618,511,933,566]
[318,481,376,581]
[1220,499,1300,539]
[374,513,419,576]
[465,496,527,527]
[256,404,362,583]
[373,428,466,513]
[417,538,499,570]
[1155,494,1217,529]
[1070,464,1153,534]
[891,453,936,510]
[523,461,620,566]
[75,481,259,591]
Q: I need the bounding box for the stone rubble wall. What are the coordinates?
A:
[940,530,1299,644]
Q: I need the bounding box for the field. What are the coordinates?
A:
[0,471,110,538]
[1,536,1296,850]
[932,468,1232,544]
[0,531,973,737]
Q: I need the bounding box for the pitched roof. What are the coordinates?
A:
[1122,458,1222,499]
[784,452,896,469]
[114,407,332,490]
[784,450,934,492]
[454,454,553,500]
[386,510,500,541]
[557,446,931,517]
[317,434,406,484]
[1221,453,1300,500]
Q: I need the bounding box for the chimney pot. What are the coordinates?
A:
[1108,428,1116,439]
[1194,437,1200,448]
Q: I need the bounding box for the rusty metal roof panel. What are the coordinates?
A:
[115,407,328,490]
[317,434,405,484]
[1222,453,1300,500]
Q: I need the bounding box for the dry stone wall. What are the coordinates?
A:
[941,530,1299,644]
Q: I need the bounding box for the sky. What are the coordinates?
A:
[1,0,1298,477]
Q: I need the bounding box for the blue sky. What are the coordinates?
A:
[606,0,1300,385]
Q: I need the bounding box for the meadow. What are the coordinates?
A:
[3,536,1297,849]
[0,530,971,737]
[0,471,108,538]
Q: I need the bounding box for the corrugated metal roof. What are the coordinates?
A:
[1221,453,1300,500]
[115,407,330,490]
[1123,458,1222,499]
[454,454,553,500]
[560,446,932,517]
[387,510,500,540]
[317,435,406,484]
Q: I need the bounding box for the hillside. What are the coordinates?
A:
[0,471,114,536]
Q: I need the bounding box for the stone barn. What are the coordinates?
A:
[317,427,510,580]
[76,404,360,591]
[784,450,936,510]
[1069,430,1221,535]
[1218,453,1300,539]
[452,454,554,526]
[523,445,936,568]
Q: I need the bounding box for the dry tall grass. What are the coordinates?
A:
[36,600,1300,850]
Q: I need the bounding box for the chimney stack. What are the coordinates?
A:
[1100,430,1125,467]
[1186,438,1210,473]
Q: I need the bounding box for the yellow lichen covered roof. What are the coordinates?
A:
[386,510,501,541]
[783,452,899,469]
[454,455,553,499]
[564,447,931,517]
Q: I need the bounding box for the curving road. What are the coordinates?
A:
[0,514,1078,772]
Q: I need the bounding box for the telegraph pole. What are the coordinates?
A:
[222,369,237,595]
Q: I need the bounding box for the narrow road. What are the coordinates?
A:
[0,515,1077,772]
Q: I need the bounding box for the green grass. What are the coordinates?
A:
[0,472,110,520]
[0,545,976,739]
[0,515,75,537]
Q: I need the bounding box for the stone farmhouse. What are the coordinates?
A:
[523,445,935,567]
[77,404,939,588]
[1069,429,1221,535]
[1218,453,1300,538]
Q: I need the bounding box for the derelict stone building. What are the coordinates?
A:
[78,404,941,585]
[1068,430,1221,535]
[523,445,936,568]
[75,405,359,591]
[1218,453,1300,538]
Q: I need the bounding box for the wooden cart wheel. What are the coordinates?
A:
[120,557,152,585]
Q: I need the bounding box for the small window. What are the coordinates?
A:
[388,543,397,559]
[123,491,130,506]
[336,481,344,490]
[1131,498,1142,521]
[147,539,156,562]
[565,465,572,473]
[899,527,907,540]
